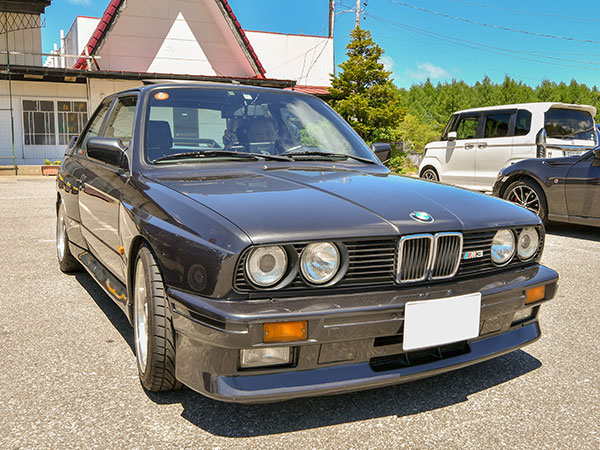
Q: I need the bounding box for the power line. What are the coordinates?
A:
[389,1,600,45]
[449,0,600,23]
[366,12,600,70]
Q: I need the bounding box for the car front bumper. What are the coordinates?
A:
[168,264,558,403]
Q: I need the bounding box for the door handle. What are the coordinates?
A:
[478,143,488,149]
[464,144,475,150]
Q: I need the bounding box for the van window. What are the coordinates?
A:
[455,115,479,140]
[484,114,511,138]
[441,114,459,141]
[545,109,595,140]
[515,110,531,136]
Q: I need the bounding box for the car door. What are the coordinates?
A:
[60,98,113,249]
[564,152,600,222]
[475,110,515,191]
[78,94,137,282]
[441,113,481,187]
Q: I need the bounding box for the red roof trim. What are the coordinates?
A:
[218,0,266,78]
[73,0,121,69]
[288,85,331,96]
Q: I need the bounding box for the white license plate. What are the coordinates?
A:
[403,292,481,351]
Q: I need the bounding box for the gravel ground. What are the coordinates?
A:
[0,176,598,449]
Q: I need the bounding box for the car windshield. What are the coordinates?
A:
[545,108,596,141]
[144,87,377,164]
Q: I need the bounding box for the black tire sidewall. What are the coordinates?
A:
[421,168,439,181]
[503,179,548,223]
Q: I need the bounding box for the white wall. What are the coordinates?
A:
[87,79,143,110]
[0,80,88,164]
[96,0,256,77]
[246,31,333,87]
[0,14,42,66]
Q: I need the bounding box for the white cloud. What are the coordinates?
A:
[380,55,395,72]
[66,0,91,5]
[405,62,450,81]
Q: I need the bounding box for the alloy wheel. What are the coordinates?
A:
[507,184,541,215]
[134,260,149,374]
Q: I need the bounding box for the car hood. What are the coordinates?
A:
[150,165,539,244]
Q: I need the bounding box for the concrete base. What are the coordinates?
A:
[0,166,18,176]
[18,165,44,176]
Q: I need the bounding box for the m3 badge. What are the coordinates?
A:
[463,250,484,260]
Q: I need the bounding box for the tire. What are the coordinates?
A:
[502,179,548,224]
[420,167,439,181]
[57,201,83,273]
[133,244,182,391]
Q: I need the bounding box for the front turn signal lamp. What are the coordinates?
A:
[525,285,546,304]
[263,321,307,343]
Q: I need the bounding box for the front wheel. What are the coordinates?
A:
[133,244,182,392]
[420,167,439,181]
[503,179,548,224]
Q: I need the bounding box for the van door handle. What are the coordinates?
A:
[478,142,488,149]
[464,144,474,150]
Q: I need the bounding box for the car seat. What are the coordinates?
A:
[146,120,173,162]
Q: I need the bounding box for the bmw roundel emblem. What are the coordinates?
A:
[410,211,434,223]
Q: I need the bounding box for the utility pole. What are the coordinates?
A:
[355,0,360,28]
[329,0,335,37]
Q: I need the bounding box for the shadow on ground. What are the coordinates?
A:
[75,271,542,438]
[546,222,600,242]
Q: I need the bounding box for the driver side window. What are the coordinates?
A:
[455,115,480,140]
[78,99,112,155]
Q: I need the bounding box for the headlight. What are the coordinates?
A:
[517,227,539,260]
[300,242,340,284]
[246,246,287,287]
[491,229,515,265]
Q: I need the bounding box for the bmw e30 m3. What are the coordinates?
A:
[56,84,558,403]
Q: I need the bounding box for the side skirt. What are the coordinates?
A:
[78,250,130,317]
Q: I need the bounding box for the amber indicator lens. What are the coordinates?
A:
[264,321,307,343]
[525,285,545,304]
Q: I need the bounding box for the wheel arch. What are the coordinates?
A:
[498,172,546,199]
[419,164,440,179]
[125,235,161,323]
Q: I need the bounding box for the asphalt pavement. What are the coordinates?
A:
[1,176,598,449]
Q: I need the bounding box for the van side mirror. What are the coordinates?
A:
[87,137,129,170]
[370,142,391,162]
[447,131,457,141]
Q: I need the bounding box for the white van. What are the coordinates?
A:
[418,102,597,191]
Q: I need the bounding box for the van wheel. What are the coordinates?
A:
[503,179,548,224]
[133,244,182,391]
[420,167,439,181]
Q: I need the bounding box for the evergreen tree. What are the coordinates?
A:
[329,27,405,142]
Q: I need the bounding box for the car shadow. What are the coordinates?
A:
[73,271,542,437]
[74,272,135,353]
[545,222,600,242]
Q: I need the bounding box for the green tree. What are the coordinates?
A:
[329,27,405,143]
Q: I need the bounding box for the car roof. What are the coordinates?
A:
[454,102,597,116]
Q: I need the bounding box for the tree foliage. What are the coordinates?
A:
[329,27,406,143]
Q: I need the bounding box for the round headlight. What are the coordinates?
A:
[246,246,287,287]
[300,242,340,285]
[491,229,515,265]
[517,227,539,260]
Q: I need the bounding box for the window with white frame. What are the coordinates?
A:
[22,99,88,146]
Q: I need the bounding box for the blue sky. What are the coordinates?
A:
[42,0,600,89]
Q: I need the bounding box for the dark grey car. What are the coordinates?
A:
[56,83,558,403]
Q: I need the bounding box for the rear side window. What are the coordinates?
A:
[455,115,479,140]
[484,113,511,138]
[545,108,595,140]
[514,110,532,136]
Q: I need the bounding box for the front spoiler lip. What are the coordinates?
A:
[210,322,541,403]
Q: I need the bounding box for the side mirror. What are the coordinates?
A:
[370,142,391,163]
[87,137,128,170]
[536,128,547,158]
[447,131,457,141]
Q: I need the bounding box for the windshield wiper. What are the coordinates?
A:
[280,150,378,165]
[153,150,291,163]
[551,126,595,138]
